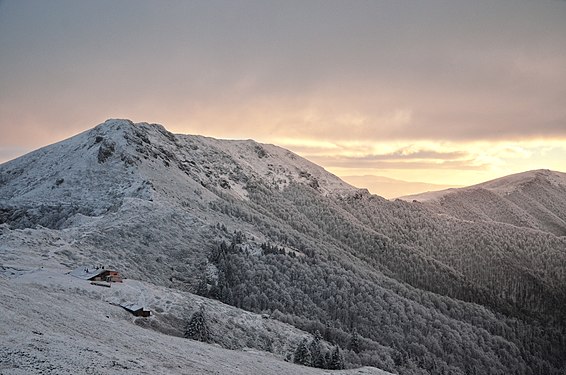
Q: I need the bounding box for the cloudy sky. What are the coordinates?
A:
[1,0,565,186]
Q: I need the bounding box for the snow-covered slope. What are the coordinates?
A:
[0,266,389,375]
[0,119,355,228]
[400,169,566,236]
[0,119,352,204]
[0,119,358,287]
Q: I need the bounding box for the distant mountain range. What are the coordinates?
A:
[400,169,566,236]
[1,119,565,375]
[340,175,461,199]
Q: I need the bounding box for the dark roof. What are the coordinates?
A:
[70,266,106,280]
[120,302,144,312]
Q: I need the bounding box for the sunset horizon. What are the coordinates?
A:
[1,117,564,193]
[2,0,565,188]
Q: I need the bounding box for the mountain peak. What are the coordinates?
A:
[100,118,135,127]
[0,120,356,222]
[472,169,566,194]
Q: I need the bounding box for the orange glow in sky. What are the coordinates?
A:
[1,1,565,188]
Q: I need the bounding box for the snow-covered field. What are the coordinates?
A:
[0,265,390,375]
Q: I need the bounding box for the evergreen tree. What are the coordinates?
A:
[184,306,211,343]
[324,351,332,369]
[293,339,312,367]
[348,328,360,353]
[195,275,208,297]
[207,281,220,300]
[330,346,345,370]
[309,330,324,368]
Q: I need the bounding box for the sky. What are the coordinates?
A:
[1,0,565,187]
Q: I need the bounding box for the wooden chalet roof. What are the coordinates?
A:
[70,266,111,280]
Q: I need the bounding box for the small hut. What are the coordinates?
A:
[120,303,151,317]
[91,270,122,283]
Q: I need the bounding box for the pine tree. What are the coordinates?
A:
[293,339,312,367]
[324,351,332,369]
[207,282,220,300]
[184,306,211,343]
[330,346,345,370]
[348,328,360,353]
[195,275,208,297]
[309,330,324,368]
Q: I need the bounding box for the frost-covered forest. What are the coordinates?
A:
[203,182,566,375]
[1,120,565,375]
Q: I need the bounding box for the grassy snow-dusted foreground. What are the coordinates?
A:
[0,266,391,375]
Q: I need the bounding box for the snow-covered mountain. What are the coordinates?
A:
[0,119,353,224]
[2,120,566,375]
[400,169,566,236]
[0,118,359,291]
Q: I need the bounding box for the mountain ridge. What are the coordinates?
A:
[400,169,566,236]
[0,119,355,206]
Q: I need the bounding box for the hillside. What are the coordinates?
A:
[1,119,565,375]
[0,265,389,375]
[400,170,566,236]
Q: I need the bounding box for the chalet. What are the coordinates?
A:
[70,266,123,283]
[91,270,122,283]
[120,302,151,317]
